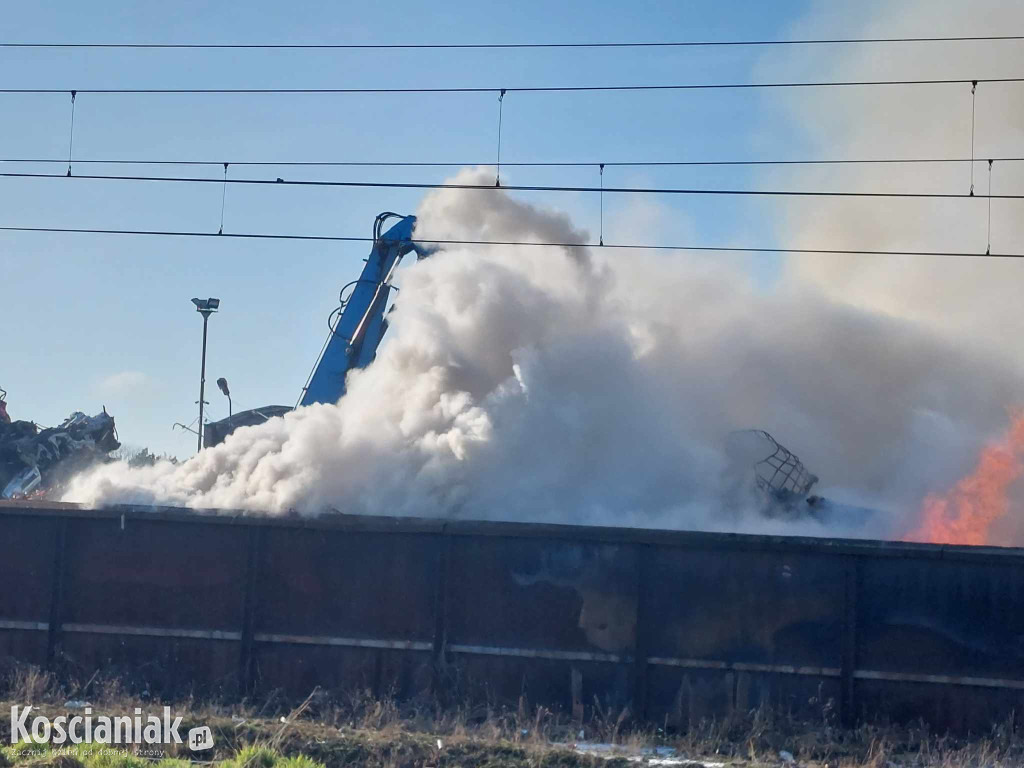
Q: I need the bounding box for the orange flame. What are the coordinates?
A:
[906,411,1024,546]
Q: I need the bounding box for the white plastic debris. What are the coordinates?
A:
[63,700,91,709]
[570,743,697,765]
[779,750,795,763]
[436,739,443,750]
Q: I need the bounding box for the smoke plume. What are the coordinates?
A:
[751,0,1024,543]
[755,1,1024,356]
[62,167,1024,541]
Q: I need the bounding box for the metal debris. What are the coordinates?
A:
[0,388,119,499]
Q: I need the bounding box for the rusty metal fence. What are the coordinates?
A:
[1,502,1022,732]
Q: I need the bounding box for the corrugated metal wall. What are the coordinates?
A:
[1,502,1022,732]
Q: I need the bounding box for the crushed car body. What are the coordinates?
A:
[0,387,120,499]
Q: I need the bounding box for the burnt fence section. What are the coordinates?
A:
[1,502,1022,733]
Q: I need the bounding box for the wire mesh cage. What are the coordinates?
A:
[728,429,818,501]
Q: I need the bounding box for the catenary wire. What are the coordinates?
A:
[3,156,1024,168]
[1,36,1022,50]
[3,170,1023,199]
[0,225,1020,259]
[2,77,1024,94]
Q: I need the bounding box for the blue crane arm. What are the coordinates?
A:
[299,213,429,406]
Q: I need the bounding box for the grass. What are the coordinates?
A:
[221,746,287,768]
[1,663,1022,767]
[1,706,1021,768]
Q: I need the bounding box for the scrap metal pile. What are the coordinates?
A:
[0,386,120,499]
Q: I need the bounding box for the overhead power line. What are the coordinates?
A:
[4,170,1024,200]
[2,77,1023,95]
[1,36,1022,50]
[4,156,1024,168]
[0,225,1019,260]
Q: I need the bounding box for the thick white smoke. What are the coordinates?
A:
[63,167,1024,540]
[758,0,1024,355]
[754,0,1024,540]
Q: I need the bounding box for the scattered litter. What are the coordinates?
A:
[572,742,612,754]
[436,739,443,750]
[570,743,715,766]
[63,700,91,709]
[779,750,795,763]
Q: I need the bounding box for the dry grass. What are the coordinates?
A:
[1,663,1021,767]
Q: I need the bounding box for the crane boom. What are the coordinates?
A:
[202,212,429,447]
[299,212,429,406]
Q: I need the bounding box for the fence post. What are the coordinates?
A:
[631,543,651,721]
[431,530,452,701]
[45,517,68,667]
[237,525,264,696]
[840,555,860,726]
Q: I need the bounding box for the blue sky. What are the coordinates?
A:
[2,0,813,457]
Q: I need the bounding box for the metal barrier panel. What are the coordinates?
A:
[0,513,59,666]
[57,515,249,696]
[643,545,845,724]
[252,527,438,697]
[855,556,1024,731]
[0,503,1023,733]
[444,535,638,714]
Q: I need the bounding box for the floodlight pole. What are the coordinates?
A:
[192,297,219,452]
[197,310,211,452]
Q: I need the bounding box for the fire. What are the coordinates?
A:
[906,411,1024,546]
